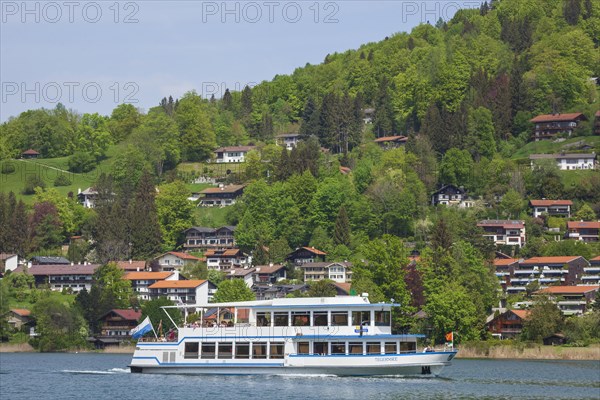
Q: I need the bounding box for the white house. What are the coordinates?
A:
[148,280,216,304]
[276,133,301,150]
[298,261,352,283]
[225,267,256,288]
[214,146,256,163]
[477,220,526,247]
[529,200,572,218]
[124,271,178,300]
[77,187,99,208]
[0,253,19,272]
[154,252,202,271]
[529,153,597,170]
[205,248,252,270]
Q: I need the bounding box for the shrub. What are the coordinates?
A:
[1,162,16,174]
[22,174,46,195]
[53,174,72,186]
[68,151,96,173]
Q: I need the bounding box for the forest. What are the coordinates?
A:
[1,0,600,348]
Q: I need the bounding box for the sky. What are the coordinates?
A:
[0,1,476,121]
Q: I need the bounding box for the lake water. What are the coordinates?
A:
[0,353,598,399]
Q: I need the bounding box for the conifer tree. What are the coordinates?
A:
[333,206,351,247]
[222,89,233,111]
[275,147,292,182]
[129,171,162,259]
[241,86,253,118]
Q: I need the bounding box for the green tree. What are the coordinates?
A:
[333,206,351,246]
[156,181,195,250]
[307,279,337,297]
[75,113,112,160]
[94,262,133,309]
[439,148,474,187]
[499,189,523,218]
[213,279,256,302]
[466,106,496,161]
[32,295,87,351]
[521,295,563,342]
[109,103,141,142]
[141,297,182,333]
[129,171,162,259]
[175,91,217,162]
[574,203,596,221]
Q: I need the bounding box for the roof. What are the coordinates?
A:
[14,264,98,276]
[521,256,580,265]
[537,286,599,295]
[493,258,518,267]
[0,253,17,261]
[186,227,216,233]
[477,220,525,229]
[529,153,597,160]
[529,200,573,207]
[215,146,256,152]
[22,149,40,155]
[510,309,530,320]
[255,264,286,274]
[567,221,600,229]
[374,135,408,143]
[30,256,70,264]
[298,261,352,269]
[333,282,352,294]
[160,251,201,261]
[530,113,586,123]
[226,267,256,277]
[432,184,466,196]
[339,166,351,174]
[149,280,207,289]
[276,133,300,138]
[124,271,174,280]
[590,256,600,262]
[200,185,246,194]
[101,309,142,321]
[115,260,146,271]
[10,309,31,317]
[204,249,244,257]
[78,187,98,196]
[299,247,327,256]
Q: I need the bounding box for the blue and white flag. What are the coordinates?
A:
[130,316,153,339]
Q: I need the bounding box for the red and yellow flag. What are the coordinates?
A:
[445,332,453,343]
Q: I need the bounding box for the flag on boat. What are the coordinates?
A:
[445,331,453,344]
[130,316,153,339]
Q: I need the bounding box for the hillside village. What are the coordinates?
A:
[1,0,600,351]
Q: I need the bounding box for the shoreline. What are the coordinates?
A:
[2,343,599,360]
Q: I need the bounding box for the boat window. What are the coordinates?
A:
[201,343,216,359]
[253,343,268,359]
[330,342,346,355]
[400,341,416,353]
[292,312,310,326]
[385,342,397,354]
[274,312,289,327]
[313,342,327,355]
[270,342,285,359]
[366,342,380,355]
[297,342,310,355]
[349,342,363,355]
[352,311,371,326]
[218,342,233,359]
[256,312,271,327]
[331,311,348,326]
[235,343,250,359]
[375,311,391,327]
[184,342,199,359]
[312,311,328,326]
[236,308,250,324]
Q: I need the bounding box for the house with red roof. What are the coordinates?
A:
[205,248,252,270]
[506,256,590,295]
[7,309,32,331]
[566,221,600,242]
[286,247,327,265]
[115,260,147,272]
[254,264,287,284]
[530,112,587,141]
[585,256,600,286]
[486,309,530,339]
[529,200,572,218]
[199,184,246,207]
[12,263,99,292]
[535,285,599,315]
[477,220,526,247]
[154,251,202,271]
[124,271,179,300]
[148,279,216,304]
[373,135,408,149]
[21,149,40,159]
[96,309,143,345]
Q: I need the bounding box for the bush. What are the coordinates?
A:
[1,162,16,174]
[53,174,72,186]
[68,151,96,173]
[22,174,46,195]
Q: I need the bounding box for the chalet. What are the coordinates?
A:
[21,149,40,159]
[431,184,472,207]
[199,184,245,207]
[584,256,600,286]
[373,135,408,149]
[486,309,530,339]
[30,256,70,265]
[183,226,236,251]
[276,133,301,150]
[0,253,19,273]
[224,267,256,288]
[77,187,99,208]
[566,221,600,242]
[154,252,202,271]
[148,279,216,304]
[298,261,352,283]
[594,110,600,136]
[254,264,287,284]
[214,146,256,163]
[7,309,32,331]
[124,271,178,300]
[13,263,98,292]
[286,247,327,265]
[529,153,597,170]
[205,248,251,270]
[96,309,142,346]
[529,200,572,218]
[530,112,587,141]
[115,260,147,272]
[535,285,599,315]
[506,256,590,294]
[253,283,309,301]
[477,220,526,247]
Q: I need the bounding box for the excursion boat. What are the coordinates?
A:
[129,296,457,376]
